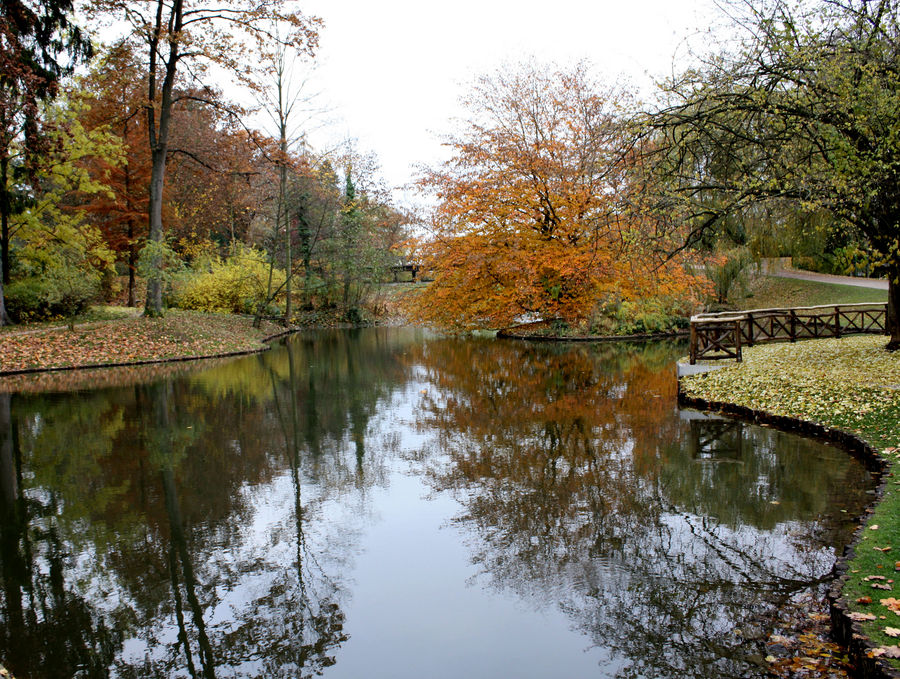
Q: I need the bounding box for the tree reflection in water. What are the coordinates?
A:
[0,329,412,678]
[0,330,874,679]
[410,338,871,678]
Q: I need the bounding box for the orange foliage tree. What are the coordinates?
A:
[75,43,151,306]
[409,62,706,331]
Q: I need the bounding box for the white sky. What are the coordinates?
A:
[299,0,721,204]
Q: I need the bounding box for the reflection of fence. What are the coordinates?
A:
[690,418,744,462]
[689,302,888,364]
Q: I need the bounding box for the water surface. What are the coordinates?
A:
[0,329,873,678]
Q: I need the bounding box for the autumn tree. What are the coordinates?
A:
[646,0,900,349]
[287,158,341,304]
[87,0,319,317]
[0,0,92,324]
[411,61,705,331]
[316,151,404,320]
[164,95,259,246]
[75,42,151,306]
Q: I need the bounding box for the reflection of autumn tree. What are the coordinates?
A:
[265,348,348,675]
[412,338,871,678]
[413,339,685,560]
[256,329,413,488]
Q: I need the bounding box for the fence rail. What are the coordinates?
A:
[689,302,888,364]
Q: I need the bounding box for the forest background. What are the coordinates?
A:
[1,0,898,348]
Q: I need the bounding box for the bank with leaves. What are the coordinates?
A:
[679,335,900,675]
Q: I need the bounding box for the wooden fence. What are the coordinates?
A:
[689,302,888,364]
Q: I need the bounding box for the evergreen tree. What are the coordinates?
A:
[0,0,92,324]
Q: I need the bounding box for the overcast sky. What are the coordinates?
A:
[294,0,721,203]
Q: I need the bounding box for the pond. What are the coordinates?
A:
[0,328,874,679]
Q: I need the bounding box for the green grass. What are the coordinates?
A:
[734,275,887,309]
[680,335,900,665]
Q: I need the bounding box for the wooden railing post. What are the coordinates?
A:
[734,318,743,362]
[834,306,841,338]
[789,309,797,342]
[746,312,754,346]
[689,323,698,365]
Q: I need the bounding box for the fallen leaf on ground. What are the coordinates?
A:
[881,598,900,614]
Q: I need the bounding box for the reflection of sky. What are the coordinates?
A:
[328,463,615,679]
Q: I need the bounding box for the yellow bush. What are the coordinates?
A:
[171,245,286,314]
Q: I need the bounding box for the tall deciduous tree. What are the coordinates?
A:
[76,42,151,306]
[87,0,319,317]
[412,61,703,330]
[647,0,900,349]
[0,0,92,324]
[256,37,319,326]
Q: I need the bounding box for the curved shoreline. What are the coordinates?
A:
[678,390,900,679]
[0,327,295,378]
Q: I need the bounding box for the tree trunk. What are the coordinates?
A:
[144,147,167,317]
[124,131,136,308]
[127,222,137,308]
[300,228,312,308]
[887,269,900,351]
[143,0,182,318]
[1,155,9,287]
[0,178,9,323]
[281,160,291,327]
[0,270,9,326]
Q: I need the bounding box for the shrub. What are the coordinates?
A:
[6,271,100,322]
[592,296,691,336]
[170,245,285,314]
[6,214,115,321]
[708,247,754,303]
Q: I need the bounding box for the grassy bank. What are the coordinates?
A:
[679,335,900,669]
[0,308,286,375]
[734,275,887,309]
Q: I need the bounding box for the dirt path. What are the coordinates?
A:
[761,258,889,290]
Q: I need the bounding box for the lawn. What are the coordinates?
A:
[734,275,887,309]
